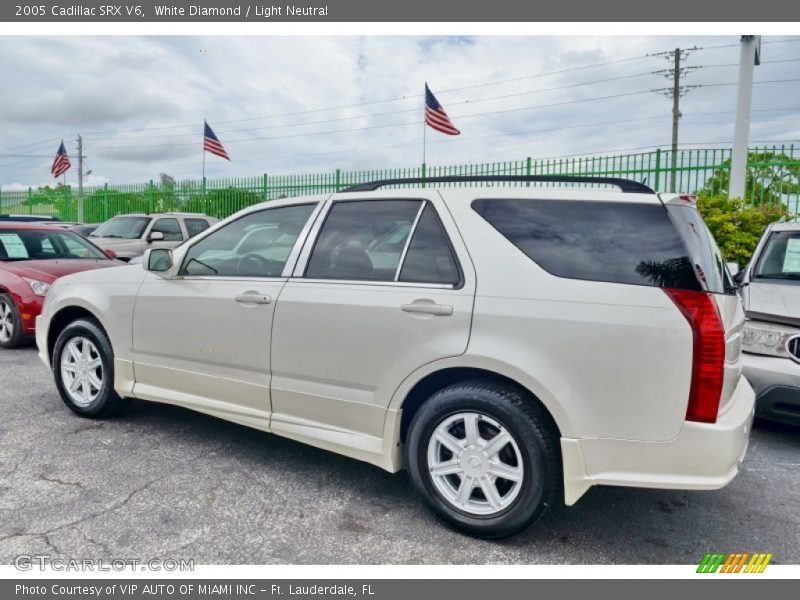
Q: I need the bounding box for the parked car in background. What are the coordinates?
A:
[0,214,62,223]
[68,223,101,238]
[0,223,120,349]
[736,221,800,426]
[36,176,754,538]
[88,213,218,261]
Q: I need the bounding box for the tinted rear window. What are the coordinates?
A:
[666,205,736,294]
[472,198,701,291]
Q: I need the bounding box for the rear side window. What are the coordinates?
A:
[185,218,211,238]
[472,198,701,291]
[399,205,461,285]
[305,200,421,281]
[666,205,736,294]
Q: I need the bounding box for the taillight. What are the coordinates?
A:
[664,289,726,423]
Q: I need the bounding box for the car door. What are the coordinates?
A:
[146,217,185,252]
[131,202,319,430]
[270,195,476,451]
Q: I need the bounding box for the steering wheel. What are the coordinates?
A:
[235,253,278,277]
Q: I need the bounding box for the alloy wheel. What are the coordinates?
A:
[427,412,524,516]
[60,336,104,407]
[0,301,13,343]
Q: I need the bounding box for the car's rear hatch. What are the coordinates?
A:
[661,194,745,417]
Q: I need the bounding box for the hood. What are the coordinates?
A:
[89,237,142,248]
[745,281,800,326]
[1,259,118,284]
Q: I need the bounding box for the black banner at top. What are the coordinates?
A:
[1,0,798,22]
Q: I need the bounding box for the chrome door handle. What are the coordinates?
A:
[401,302,453,316]
[234,293,272,305]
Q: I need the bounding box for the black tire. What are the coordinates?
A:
[52,318,129,418]
[0,293,26,349]
[406,379,560,539]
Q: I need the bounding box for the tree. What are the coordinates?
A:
[701,151,799,204]
[696,194,790,266]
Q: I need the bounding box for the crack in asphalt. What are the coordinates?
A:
[0,442,228,558]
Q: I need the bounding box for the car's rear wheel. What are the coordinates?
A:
[53,319,128,418]
[0,294,25,349]
[406,379,560,539]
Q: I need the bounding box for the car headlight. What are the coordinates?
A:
[742,321,799,359]
[23,278,51,297]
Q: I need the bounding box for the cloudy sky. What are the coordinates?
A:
[1,35,799,190]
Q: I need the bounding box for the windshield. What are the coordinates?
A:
[0,229,108,261]
[90,216,150,239]
[753,230,800,281]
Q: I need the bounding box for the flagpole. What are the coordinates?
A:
[202,120,206,200]
[422,84,427,182]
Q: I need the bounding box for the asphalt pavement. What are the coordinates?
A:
[1,346,798,564]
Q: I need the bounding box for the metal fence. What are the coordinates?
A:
[2,145,798,223]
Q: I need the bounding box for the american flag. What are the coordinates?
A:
[203,121,230,161]
[425,83,460,136]
[51,141,71,178]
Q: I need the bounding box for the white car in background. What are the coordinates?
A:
[36,176,754,538]
[737,221,800,426]
[89,213,218,261]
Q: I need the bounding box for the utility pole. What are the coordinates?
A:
[669,48,681,194]
[76,134,84,223]
[730,35,760,200]
[651,47,699,193]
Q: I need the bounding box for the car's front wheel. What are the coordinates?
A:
[0,293,25,349]
[52,319,128,418]
[406,379,560,539]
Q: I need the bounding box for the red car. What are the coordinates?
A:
[0,223,120,349]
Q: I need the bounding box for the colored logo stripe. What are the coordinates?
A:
[697,553,773,573]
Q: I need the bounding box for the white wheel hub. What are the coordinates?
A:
[0,302,13,343]
[427,412,524,516]
[60,337,104,407]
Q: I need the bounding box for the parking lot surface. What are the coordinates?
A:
[1,346,798,565]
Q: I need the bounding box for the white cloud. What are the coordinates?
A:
[0,35,798,188]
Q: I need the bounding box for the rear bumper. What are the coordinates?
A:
[562,375,755,505]
[742,352,800,426]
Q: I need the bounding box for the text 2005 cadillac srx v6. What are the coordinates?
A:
[36,176,754,538]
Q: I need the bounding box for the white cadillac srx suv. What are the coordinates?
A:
[36,176,755,538]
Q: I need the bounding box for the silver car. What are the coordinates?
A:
[89,213,218,261]
[738,221,800,426]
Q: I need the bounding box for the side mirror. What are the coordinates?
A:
[726,262,740,277]
[733,268,746,285]
[145,248,174,273]
[148,231,165,243]
[104,248,118,260]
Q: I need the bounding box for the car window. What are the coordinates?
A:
[0,230,107,261]
[151,218,184,242]
[753,230,800,281]
[398,204,461,285]
[0,233,28,259]
[185,218,211,238]
[305,200,422,282]
[666,205,736,294]
[472,198,702,291]
[91,216,150,239]
[180,204,316,278]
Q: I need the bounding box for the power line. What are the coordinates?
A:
[84,70,663,142]
[80,51,660,136]
[81,59,800,144]
[86,78,800,152]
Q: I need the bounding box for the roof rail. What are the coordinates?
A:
[340,175,654,194]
